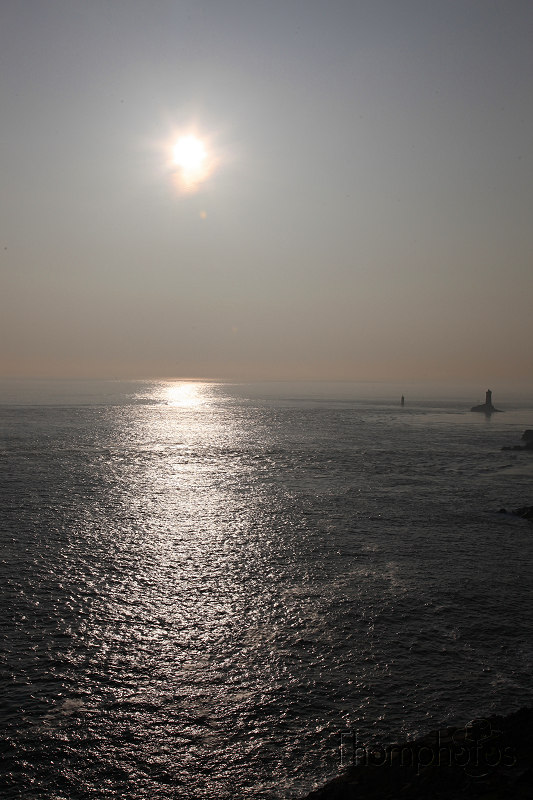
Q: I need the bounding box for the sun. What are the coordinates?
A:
[169,133,213,193]
[172,135,207,171]
[164,125,219,194]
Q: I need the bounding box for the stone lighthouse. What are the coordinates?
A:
[471,389,501,414]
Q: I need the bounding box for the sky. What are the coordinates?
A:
[1,0,532,387]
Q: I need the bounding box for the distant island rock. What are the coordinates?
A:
[501,430,533,451]
[498,505,533,521]
[513,506,533,520]
[471,389,501,414]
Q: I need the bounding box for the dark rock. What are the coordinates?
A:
[502,430,533,451]
[497,506,533,522]
[298,708,533,800]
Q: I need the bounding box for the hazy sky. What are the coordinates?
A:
[1,0,532,385]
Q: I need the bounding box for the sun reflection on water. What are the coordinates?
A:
[164,381,209,408]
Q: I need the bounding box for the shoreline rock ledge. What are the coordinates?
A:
[502,430,533,452]
[471,388,501,414]
[498,505,533,521]
[299,707,533,800]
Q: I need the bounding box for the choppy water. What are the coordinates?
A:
[1,380,533,799]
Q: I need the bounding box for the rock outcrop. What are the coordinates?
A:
[300,707,533,800]
[502,430,533,451]
[498,506,533,521]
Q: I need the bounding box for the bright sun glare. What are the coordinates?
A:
[172,135,207,171]
[165,382,206,408]
[170,134,212,192]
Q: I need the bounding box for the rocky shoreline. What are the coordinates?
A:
[499,430,533,519]
[498,506,533,522]
[502,429,533,452]
[299,707,533,800]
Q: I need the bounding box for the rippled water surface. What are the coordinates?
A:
[1,380,533,799]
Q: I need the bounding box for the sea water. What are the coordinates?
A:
[1,379,532,799]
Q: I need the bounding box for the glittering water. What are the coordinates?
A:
[1,380,533,799]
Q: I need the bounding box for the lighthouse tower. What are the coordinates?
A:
[471,389,501,413]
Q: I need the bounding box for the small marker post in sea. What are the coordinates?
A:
[401,395,405,407]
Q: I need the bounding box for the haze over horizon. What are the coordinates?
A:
[2,1,532,388]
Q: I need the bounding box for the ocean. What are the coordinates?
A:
[1,379,532,799]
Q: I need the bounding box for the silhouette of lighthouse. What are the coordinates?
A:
[471,389,501,414]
